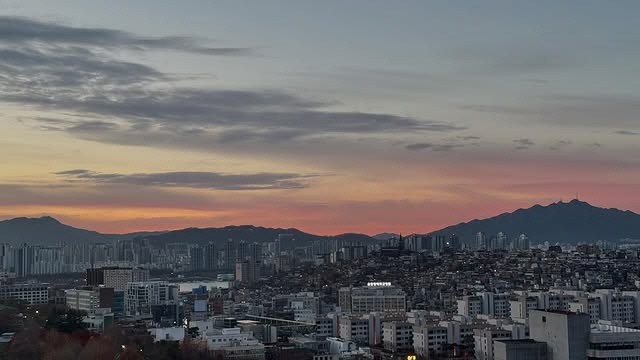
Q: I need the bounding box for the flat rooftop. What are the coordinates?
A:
[496,339,544,344]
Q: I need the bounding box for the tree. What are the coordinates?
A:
[145,341,180,360]
[188,327,200,338]
[7,326,44,360]
[119,346,144,360]
[45,308,87,334]
[0,308,21,333]
[78,336,118,360]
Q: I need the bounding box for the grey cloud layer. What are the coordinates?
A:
[55,169,315,190]
[0,16,464,151]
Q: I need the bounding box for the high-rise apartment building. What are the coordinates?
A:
[189,245,204,271]
[224,239,236,271]
[205,241,216,271]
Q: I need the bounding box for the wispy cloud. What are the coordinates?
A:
[549,139,572,151]
[513,138,535,150]
[447,47,579,76]
[457,135,481,141]
[458,104,535,115]
[614,130,638,136]
[0,16,251,55]
[55,169,318,191]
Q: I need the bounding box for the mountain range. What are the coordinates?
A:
[0,216,164,245]
[429,199,640,244]
[1,199,639,246]
[0,216,374,246]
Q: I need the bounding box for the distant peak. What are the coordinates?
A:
[551,198,590,207]
[39,216,60,222]
[4,216,61,224]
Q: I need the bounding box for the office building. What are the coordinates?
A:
[125,281,179,316]
[66,287,114,314]
[0,283,49,304]
[529,310,590,360]
[587,323,640,359]
[339,283,406,315]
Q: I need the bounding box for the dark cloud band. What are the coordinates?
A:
[0,16,465,151]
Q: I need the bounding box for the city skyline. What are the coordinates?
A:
[1,1,640,235]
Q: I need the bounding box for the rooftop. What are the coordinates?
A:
[496,339,545,344]
[591,324,640,334]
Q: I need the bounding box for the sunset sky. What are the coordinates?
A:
[1,0,639,235]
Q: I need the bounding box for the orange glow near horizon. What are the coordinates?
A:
[2,184,639,236]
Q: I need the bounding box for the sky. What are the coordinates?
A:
[0,0,639,235]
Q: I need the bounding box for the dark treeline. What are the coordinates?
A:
[0,302,219,360]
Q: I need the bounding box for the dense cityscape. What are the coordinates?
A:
[2,1,640,359]
[2,211,640,359]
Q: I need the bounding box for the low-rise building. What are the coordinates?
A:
[205,327,265,360]
[149,327,186,342]
[494,339,547,360]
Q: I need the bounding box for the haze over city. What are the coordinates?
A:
[1,0,640,235]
